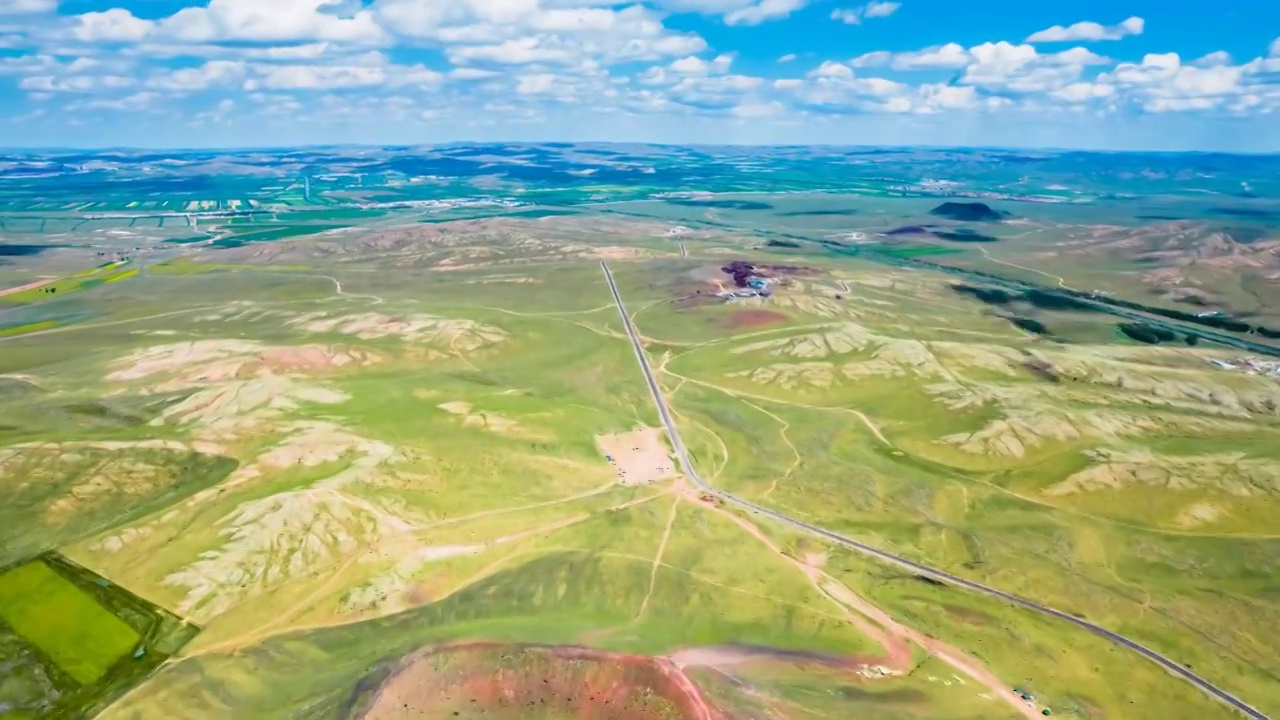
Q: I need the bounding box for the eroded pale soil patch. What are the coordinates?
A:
[596,428,677,486]
[436,400,526,436]
[728,318,1280,459]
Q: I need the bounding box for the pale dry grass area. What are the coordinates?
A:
[189,304,508,354]
[460,275,543,285]
[290,311,507,350]
[108,340,378,386]
[435,400,527,436]
[204,215,689,274]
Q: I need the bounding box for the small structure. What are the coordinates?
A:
[715,288,766,301]
[133,645,147,660]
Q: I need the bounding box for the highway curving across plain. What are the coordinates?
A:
[600,261,1269,720]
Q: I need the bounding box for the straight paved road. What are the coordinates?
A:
[600,261,1269,720]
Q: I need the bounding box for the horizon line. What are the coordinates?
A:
[0,140,1278,157]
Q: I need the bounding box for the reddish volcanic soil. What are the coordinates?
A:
[355,643,734,720]
[724,309,789,328]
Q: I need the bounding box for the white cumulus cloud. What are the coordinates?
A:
[724,0,806,27]
[731,100,783,117]
[830,1,898,25]
[149,60,246,91]
[809,60,854,79]
[74,9,154,42]
[0,0,56,14]
[851,43,967,69]
[248,60,441,90]
[160,0,387,44]
[1027,16,1143,43]
[1098,52,1252,113]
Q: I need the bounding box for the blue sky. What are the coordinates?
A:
[0,0,1278,150]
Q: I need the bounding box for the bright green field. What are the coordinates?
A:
[0,264,138,305]
[0,561,139,685]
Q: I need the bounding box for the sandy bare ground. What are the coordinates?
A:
[0,277,54,297]
[596,428,678,485]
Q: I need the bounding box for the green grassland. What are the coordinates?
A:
[871,242,967,258]
[2,225,982,720]
[38,256,681,634]
[602,254,1280,716]
[0,320,57,337]
[211,223,353,244]
[694,654,1020,720]
[148,257,312,275]
[0,263,139,304]
[3,210,1278,720]
[926,227,1280,331]
[808,528,1238,720]
[96,498,986,720]
[0,442,237,566]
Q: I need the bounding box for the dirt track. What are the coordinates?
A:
[0,277,53,297]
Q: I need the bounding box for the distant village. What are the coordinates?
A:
[1208,356,1280,378]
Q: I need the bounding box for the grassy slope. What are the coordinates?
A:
[32,243,962,720]
[604,256,1280,718]
[5,215,1275,720]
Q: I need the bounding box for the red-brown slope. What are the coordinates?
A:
[356,643,734,720]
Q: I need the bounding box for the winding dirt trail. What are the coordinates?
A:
[664,368,894,447]
[635,496,681,621]
[699,501,911,668]
[698,500,1043,720]
[977,246,1076,291]
[734,396,802,499]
